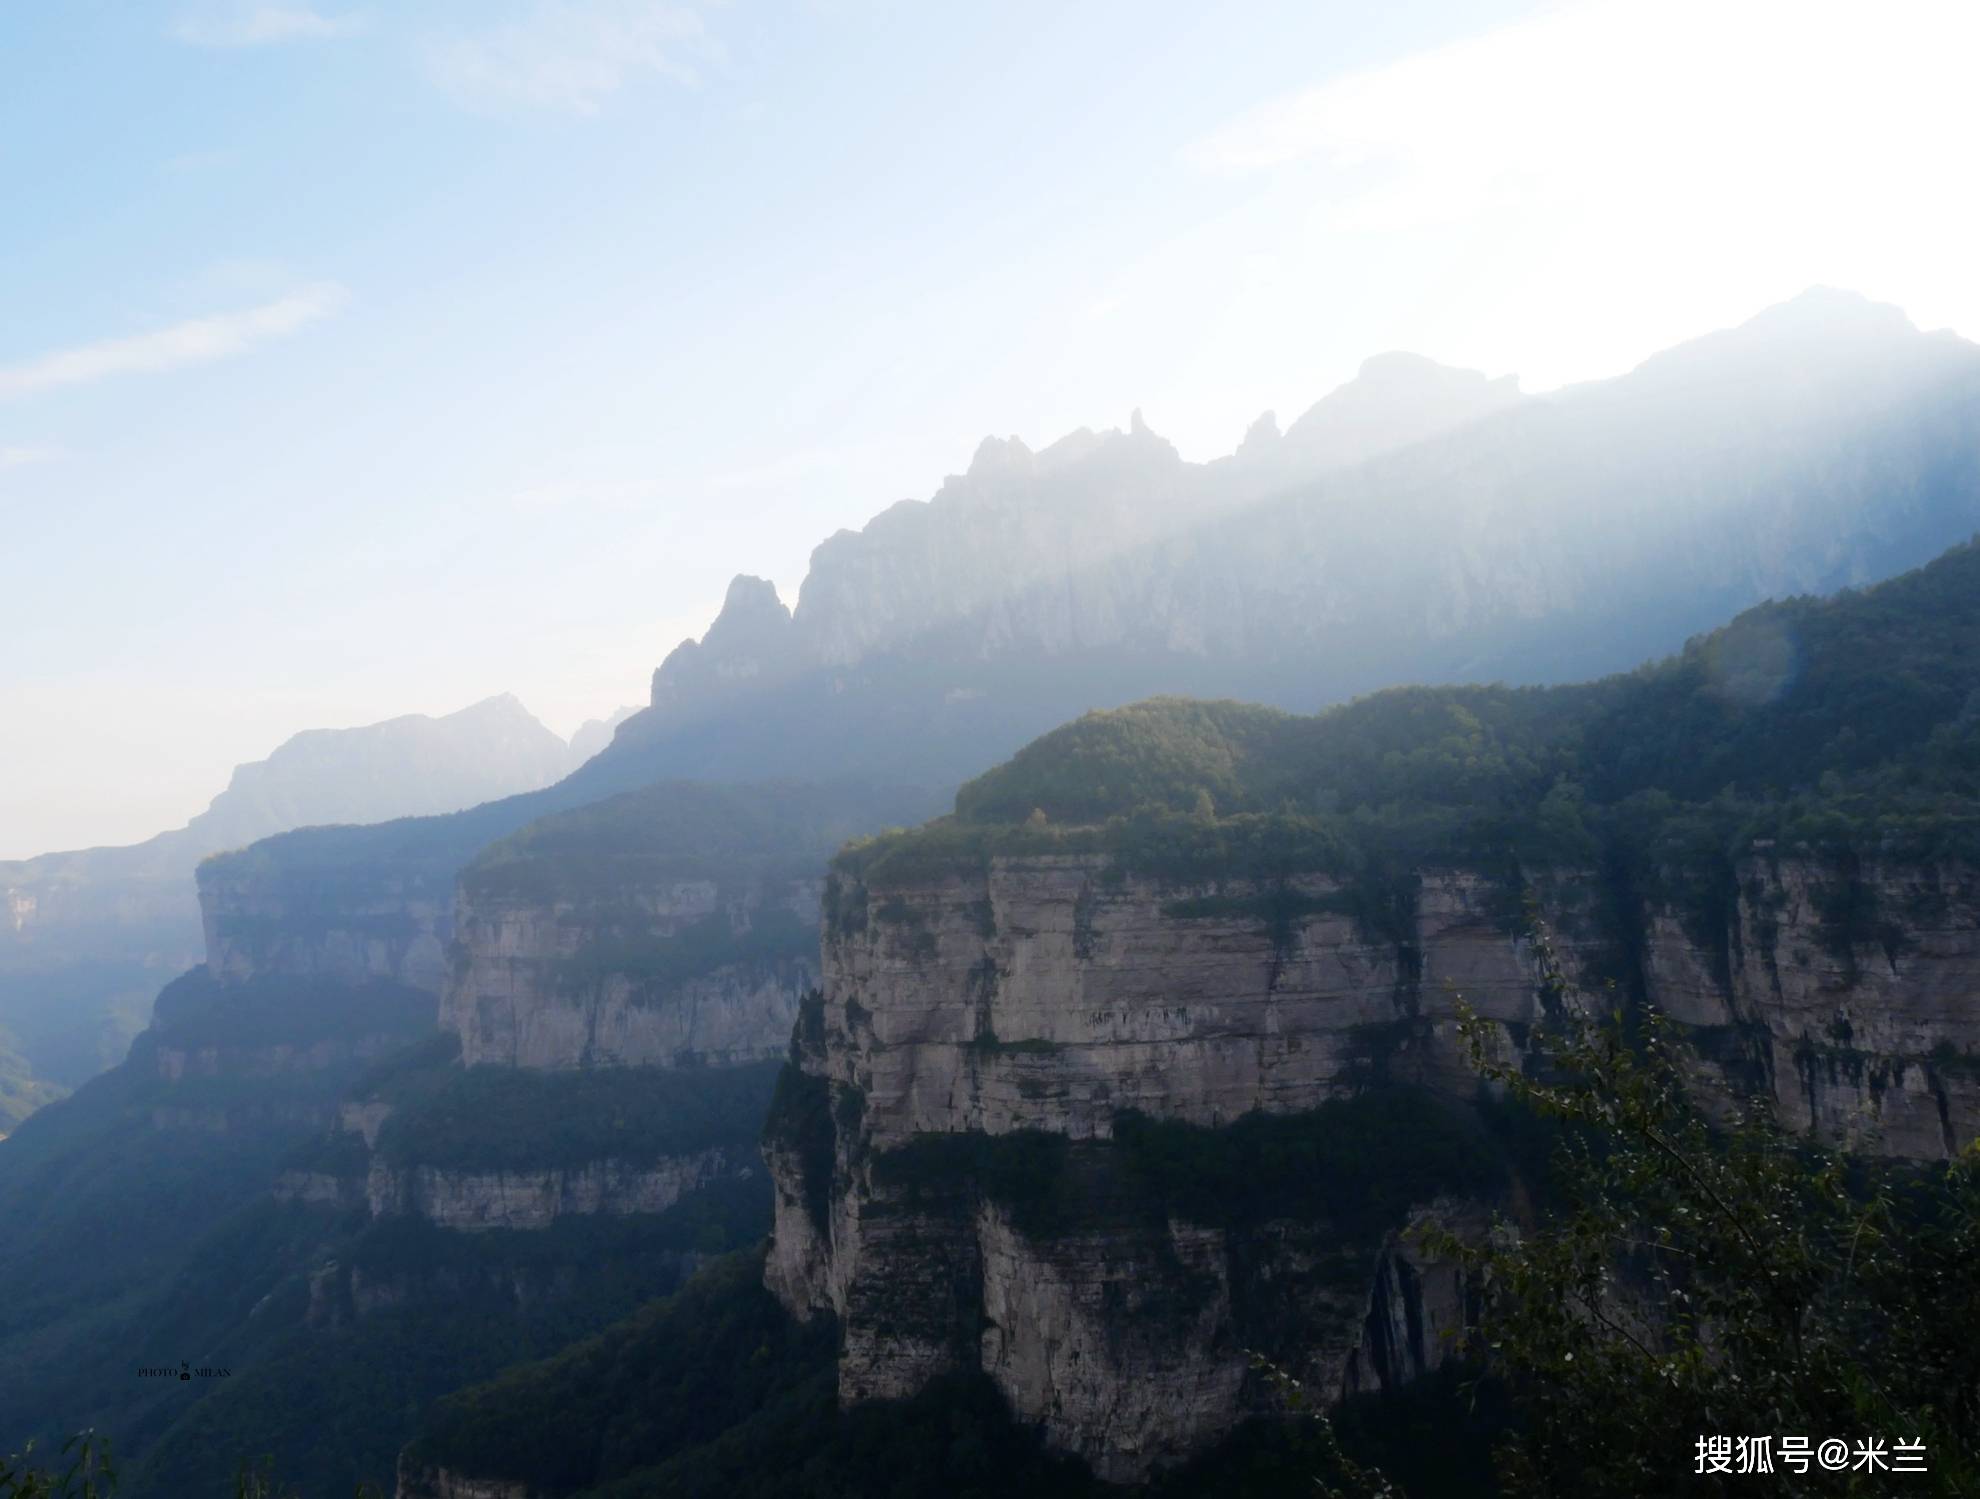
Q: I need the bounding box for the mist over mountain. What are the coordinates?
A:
[7,288,1980,1492]
[210,290,1980,973]
[13,529,1980,1495]
[579,288,1980,797]
[566,705,638,767]
[0,695,575,1122]
[181,693,573,852]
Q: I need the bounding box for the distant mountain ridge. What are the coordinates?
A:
[181,693,574,853]
[567,705,638,766]
[648,346,1526,700]
[208,290,1980,958]
[0,694,578,1114]
[9,289,1980,1491]
[588,287,1980,795]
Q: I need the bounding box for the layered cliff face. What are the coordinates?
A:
[441,875,822,1070]
[435,779,931,1078]
[766,839,1980,1480]
[0,695,577,1114]
[399,547,1980,1490]
[1647,856,1980,1158]
[263,782,922,1242]
[199,871,453,992]
[281,1137,757,1232]
[284,1058,787,1252]
[765,856,1560,1479]
[207,293,1980,1057]
[359,1144,751,1231]
[780,859,1578,1153]
[133,967,437,1133]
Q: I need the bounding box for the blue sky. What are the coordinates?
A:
[4,0,1977,857]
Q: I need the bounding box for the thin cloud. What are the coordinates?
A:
[426,1,713,115]
[0,284,349,402]
[0,446,65,470]
[1155,0,1980,393]
[173,4,363,46]
[1180,0,1980,230]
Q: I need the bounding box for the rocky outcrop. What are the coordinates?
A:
[766,856,1570,1479]
[1644,855,1980,1158]
[0,695,574,1119]
[566,706,637,766]
[154,1034,406,1082]
[273,1168,364,1208]
[767,847,1980,1479]
[198,869,452,992]
[1340,1201,1484,1399]
[364,1146,751,1232]
[649,575,803,716]
[441,877,821,1070]
[779,859,1578,1155]
[343,1098,397,1147]
[130,969,436,1137]
[395,1458,529,1499]
[613,289,1980,764]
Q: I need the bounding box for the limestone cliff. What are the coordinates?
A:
[765,856,1562,1479]
[433,779,929,1075]
[440,875,822,1070]
[256,783,918,1253]
[394,1466,526,1499]
[357,1144,753,1231]
[1648,855,1980,1158]
[0,695,575,1113]
[283,1050,783,1237]
[198,862,453,992]
[765,848,1980,1479]
[130,968,436,1135]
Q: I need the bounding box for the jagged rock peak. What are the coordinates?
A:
[1237,410,1281,458]
[967,434,1034,480]
[1622,286,1933,395]
[709,574,792,633]
[1034,426,1105,474]
[1280,351,1521,467]
[567,705,636,767]
[650,576,798,709]
[1746,284,1915,336]
[1351,349,1515,392]
[451,692,537,722]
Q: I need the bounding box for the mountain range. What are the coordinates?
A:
[0,694,615,1128]
[2,288,1979,1492]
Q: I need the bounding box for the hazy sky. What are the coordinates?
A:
[4,0,1978,858]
